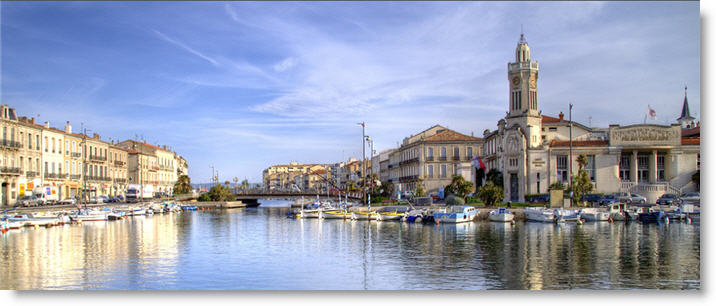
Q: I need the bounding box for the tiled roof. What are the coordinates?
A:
[681,137,700,145]
[549,140,609,147]
[541,115,564,124]
[682,126,700,137]
[423,129,482,142]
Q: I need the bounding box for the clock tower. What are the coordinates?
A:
[507,33,539,118]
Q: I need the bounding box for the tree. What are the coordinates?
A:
[241,179,250,191]
[486,169,503,189]
[477,181,504,207]
[692,170,699,190]
[173,175,192,195]
[444,175,474,201]
[576,154,588,171]
[381,181,394,198]
[207,184,234,201]
[414,177,427,198]
[549,181,565,191]
[475,167,486,188]
[570,169,593,207]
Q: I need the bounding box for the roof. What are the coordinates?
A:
[682,126,700,137]
[681,137,700,145]
[423,129,483,142]
[549,140,609,147]
[541,115,564,124]
[679,87,694,120]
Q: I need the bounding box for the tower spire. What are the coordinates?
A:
[678,84,695,128]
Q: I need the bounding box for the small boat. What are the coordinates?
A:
[524,207,555,223]
[488,208,514,222]
[433,206,478,223]
[554,209,581,222]
[351,210,378,220]
[70,210,109,222]
[319,210,351,219]
[608,203,627,222]
[639,210,666,223]
[402,209,426,223]
[580,208,611,222]
[180,205,198,211]
[376,211,404,221]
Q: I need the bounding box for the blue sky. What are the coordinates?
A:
[1,1,700,183]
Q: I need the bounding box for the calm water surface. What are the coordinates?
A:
[0,200,700,290]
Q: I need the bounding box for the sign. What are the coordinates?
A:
[19,183,25,196]
[609,125,680,147]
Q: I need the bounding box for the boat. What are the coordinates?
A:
[638,210,666,223]
[488,208,514,222]
[433,206,478,223]
[402,208,426,223]
[70,210,109,222]
[554,209,581,222]
[351,210,377,220]
[375,209,404,221]
[580,208,611,222]
[607,203,628,221]
[524,207,555,223]
[319,210,351,219]
[181,205,198,211]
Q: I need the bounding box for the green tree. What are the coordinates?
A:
[475,167,485,188]
[477,181,504,207]
[207,184,234,201]
[173,175,192,195]
[414,177,427,198]
[571,169,593,207]
[549,181,565,191]
[445,194,465,205]
[241,179,250,190]
[486,169,503,189]
[444,175,474,201]
[692,170,700,190]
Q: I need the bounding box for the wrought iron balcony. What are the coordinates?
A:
[70,174,81,180]
[0,140,22,149]
[452,156,461,161]
[426,156,434,161]
[85,175,111,182]
[26,171,38,178]
[44,172,67,179]
[89,155,107,162]
[114,160,126,167]
[1,167,21,175]
[72,152,82,158]
[114,178,127,184]
[399,157,419,166]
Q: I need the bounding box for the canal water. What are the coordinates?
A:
[0,200,700,290]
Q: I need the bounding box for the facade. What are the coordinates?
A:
[479,34,701,203]
[17,117,43,202]
[108,144,129,197]
[262,162,327,191]
[117,140,186,196]
[82,133,111,199]
[61,122,83,199]
[1,105,23,206]
[391,125,483,197]
[40,122,69,200]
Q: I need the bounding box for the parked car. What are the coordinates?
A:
[679,192,700,204]
[599,194,620,206]
[100,195,110,203]
[87,196,104,204]
[628,193,647,204]
[529,194,550,204]
[581,194,603,204]
[115,195,125,203]
[656,193,678,205]
[17,195,41,207]
[58,197,77,205]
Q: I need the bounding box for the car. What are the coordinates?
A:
[17,195,41,207]
[87,196,104,204]
[656,193,678,205]
[628,193,647,204]
[679,192,700,204]
[100,195,110,203]
[115,195,125,202]
[612,192,632,203]
[599,194,620,206]
[529,194,550,203]
[58,197,77,205]
[581,194,603,204]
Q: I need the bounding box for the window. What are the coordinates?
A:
[440,164,447,177]
[44,137,48,152]
[556,155,568,182]
[453,147,460,160]
[52,137,55,153]
[65,161,69,174]
[467,147,473,159]
[28,133,32,149]
[65,140,69,155]
[549,127,557,131]
[537,173,541,193]
[44,161,48,174]
[657,153,665,181]
[453,164,457,176]
[619,155,630,181]
[586,155,595,181]
[637,154,649,182]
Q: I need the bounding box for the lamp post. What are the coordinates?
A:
[357,122,366,206]
[209,165,215,190]
[569,103,573,207]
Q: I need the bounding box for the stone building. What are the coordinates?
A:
[1,105,22,206]
[479,33,701,203]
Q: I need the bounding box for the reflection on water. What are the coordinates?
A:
[0,201,700,290]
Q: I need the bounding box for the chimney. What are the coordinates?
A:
[44,121,50,129]
[93,133,100,140]
[558,112,564,121]
[65,121,72,134]
[163,145,166,150]
[30,117,35,124]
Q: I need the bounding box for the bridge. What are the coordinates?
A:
[177,192,364,203]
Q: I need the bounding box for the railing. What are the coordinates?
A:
[0,167,21,175]
[86,176,111,182]
[26,171,38,178]
[44,173,67,179]
[426,156,434,161]
[0,140,22,149]
[452,156,461,161]
[114,160,126,167]
[467,155,474,161]
[399,157,419,166]
[398,175,419,183]
[71,174,81,180]
[89,155,107,162]
[438,156,447,161]
[426,174,434,179]
[509,62,539,70]
[72,152,82,158]
[114,178,127,184]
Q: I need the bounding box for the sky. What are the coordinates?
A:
[0,1,701,184]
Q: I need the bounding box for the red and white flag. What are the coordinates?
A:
[648,105,657,120]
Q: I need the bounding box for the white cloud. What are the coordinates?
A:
[273,57,297,72]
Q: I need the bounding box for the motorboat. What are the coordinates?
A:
[433,206,478,223]
[524,207,555,223]
[554,209,581,223]
[180,205,198,211]
[488,208,514,222]
[70,209,109,222]
[607,203,628,221]
[580,208,611,222]
[402,208,427,223]
[351,210,377,220]
[638,210,666,223]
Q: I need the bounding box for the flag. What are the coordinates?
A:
[471,155,486,170]
[648,105,657,120]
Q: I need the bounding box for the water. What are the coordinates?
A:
[0,200,700,290]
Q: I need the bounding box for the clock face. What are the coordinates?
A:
[529,75,536,86]
[512,76,520,86]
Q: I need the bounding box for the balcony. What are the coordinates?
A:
[399,157,419,166]
[44,173,68,179]
[89,155,107,162]
[467,155,474,161]
[0,140,22,150]
[452,156,461,161]
[26,171,38,178]
[398,175,419,183]
[438,156,447,161]
[0,167,21,175]
[114,178,127,184]
[114,160,126,167]
[86,175,111,182]
[426,156,434,161]
[70,174,81,180]
[72,152,82,159]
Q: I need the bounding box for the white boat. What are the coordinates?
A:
[554,209,581,222]
[299,209,320,218]
[608,203,627,221]
[70,210,109,222]
[580,208,611,222]
[351,211,377,220]
[402,209,426,223]
[433,206,478,223]
[319,210,350,219]
[488,208,514,222]
[524,207,555,222]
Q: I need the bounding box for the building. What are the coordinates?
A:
[479,33,701,203]
[1,105,23,206]
[17,116,43,203]
[61,122,83,199]
[262,162,328,191]
[390,125,483,197]
[108,144,129,197]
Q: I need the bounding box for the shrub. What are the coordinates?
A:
[197,193,211,202]
[549,181,565,190]
[445,194,465,206]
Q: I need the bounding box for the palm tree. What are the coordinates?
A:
[577,154,588,171]
[173,175,192,195]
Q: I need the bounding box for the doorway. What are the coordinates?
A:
[510,173,519,202]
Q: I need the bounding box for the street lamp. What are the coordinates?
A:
[357,122,366,205]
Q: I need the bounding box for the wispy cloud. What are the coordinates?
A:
[153,29,219,66]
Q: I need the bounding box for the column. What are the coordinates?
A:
[631,151,638,184]
[650,150,658,184]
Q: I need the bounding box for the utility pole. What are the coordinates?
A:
[209,165,215,190]
[81,126,87,209]
[569,103,573,207]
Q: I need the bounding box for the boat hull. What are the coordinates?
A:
[351,212,377,220]
[376,213,403,221]
[488,213,514,222]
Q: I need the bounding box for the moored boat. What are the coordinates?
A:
[488,208,514,222]
[524,207,555,223]
[319,210,350,219]
[554,209,581,222]
[351,211,377,220]
[433,206,478,223]
[580,208,611,222]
